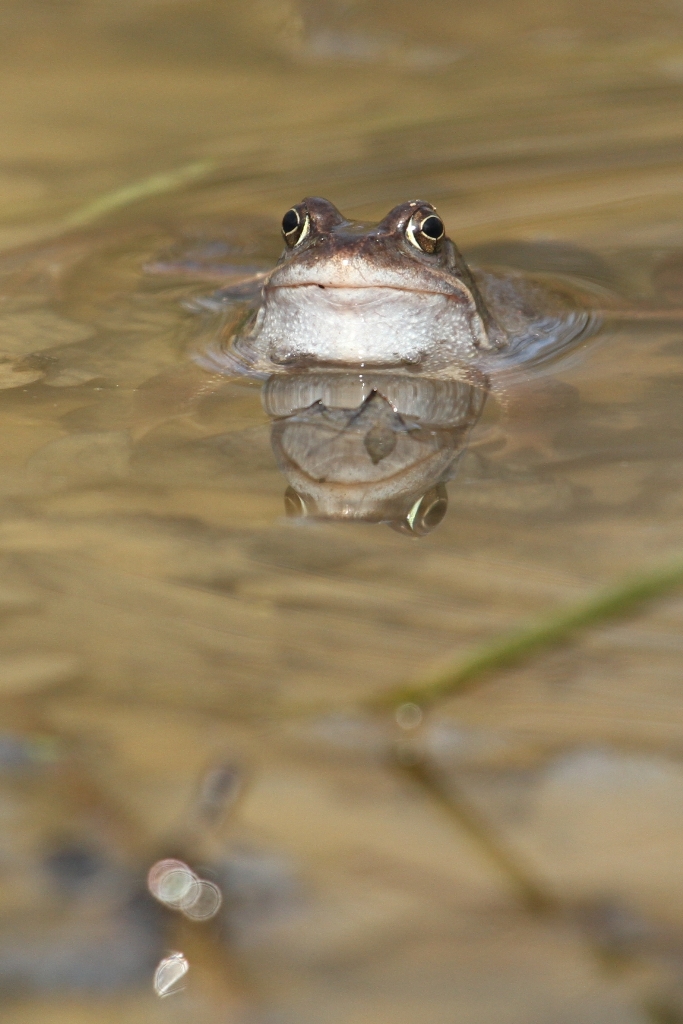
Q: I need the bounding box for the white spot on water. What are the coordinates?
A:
[154,951,188,997]
[148,858,223,920]
[148,859,198,907]
[395,702,423,730]
[181,880,223,920]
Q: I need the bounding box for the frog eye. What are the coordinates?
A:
[281,207,310,247]
[421,215,444,241]
[406,212,445,254]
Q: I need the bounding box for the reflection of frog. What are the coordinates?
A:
[264,372,485,535]
[200,197,608,379]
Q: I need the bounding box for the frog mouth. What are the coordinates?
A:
[274,353,425,369]
[265,281,464,300]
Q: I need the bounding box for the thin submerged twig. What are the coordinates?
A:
[0,159,222,254]
[391,745,683,1024]
[393,748,556,913]
[372,559,683,711]
[60,159,219,229]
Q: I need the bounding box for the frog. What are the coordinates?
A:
[198,196,611,381]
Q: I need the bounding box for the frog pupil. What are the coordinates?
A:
[420,215,444,240]
[282,209,300,235]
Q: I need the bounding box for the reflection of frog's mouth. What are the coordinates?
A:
[266,374,488,528]
[263,370,486,424]
[271,411,459,522]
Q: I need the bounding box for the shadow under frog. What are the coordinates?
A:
[262,370,486,536]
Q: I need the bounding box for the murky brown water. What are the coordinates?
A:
[3,2,683,1021]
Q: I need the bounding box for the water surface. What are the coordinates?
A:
[2,2,683,1022]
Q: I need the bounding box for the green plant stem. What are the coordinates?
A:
[61,159,218,229]
[373,560,683,711]
[395,751,556,912]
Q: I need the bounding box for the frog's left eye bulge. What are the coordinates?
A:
[282,207,310,247]
[406,211,445,254]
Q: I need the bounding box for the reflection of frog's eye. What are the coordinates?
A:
[406,212,445,254]
[388,483,448,536]
[284,486,309,516]
[282,208,310,247]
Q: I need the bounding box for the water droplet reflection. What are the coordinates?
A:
[148,858,196,906]
[396,703,423,730]
[181,879,223,920]
[148,858,223,920]
[153,951,188,997]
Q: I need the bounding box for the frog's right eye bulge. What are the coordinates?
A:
[405,209,445,254]
[282,209,299,234]
[420,215,444,241]
[282,207,310,247]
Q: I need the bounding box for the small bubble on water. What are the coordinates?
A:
[154,951,188,997]
[148,857,223,920]
[148,858,187,893]
[395,703,422,730]
[158,868,200,907]
[181,879,223,920]
[148,859,199,907]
